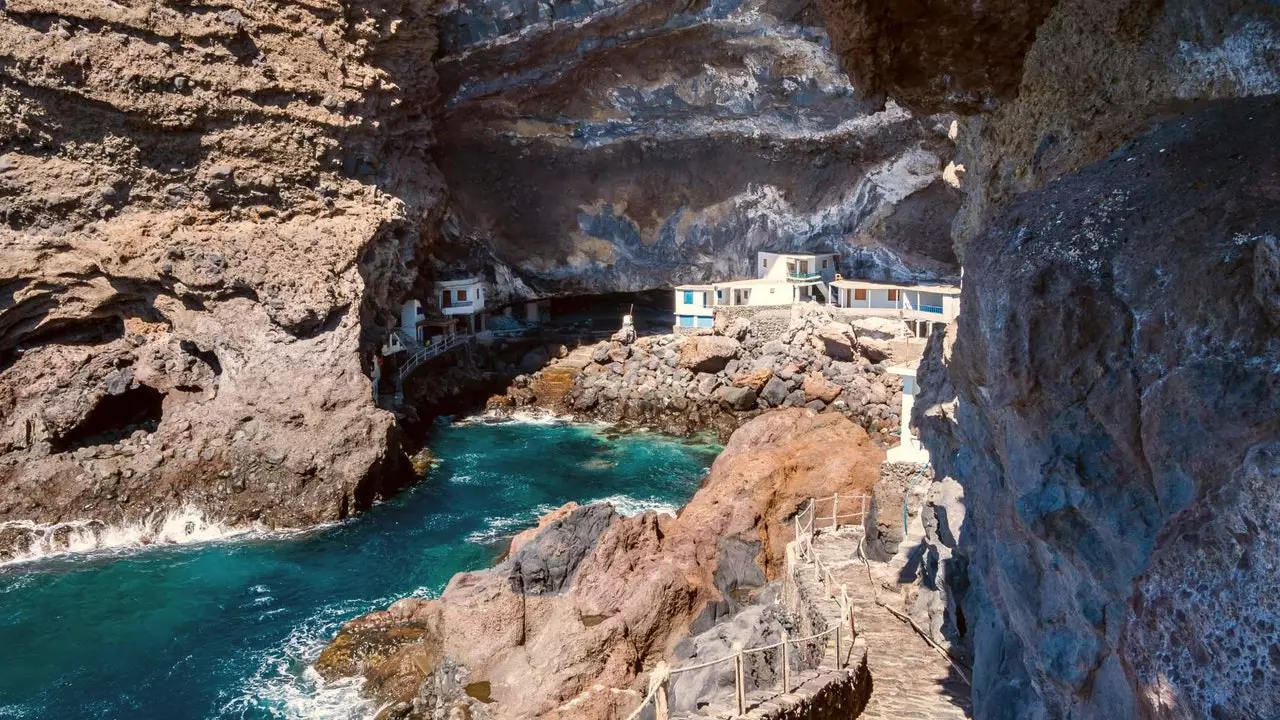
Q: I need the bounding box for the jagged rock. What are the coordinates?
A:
[678,336,740,374]
[923,98,1280,718]
[318,410,884,719]
[759,377,789,407]
[782,389,806,407]
[591,343,612,364]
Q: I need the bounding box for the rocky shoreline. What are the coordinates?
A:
[314,409,883,719]
[487,304,914,445]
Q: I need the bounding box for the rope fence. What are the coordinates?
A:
[622,493,870,720]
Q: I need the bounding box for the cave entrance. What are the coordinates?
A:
[543,289,673,338]
[55,384,166,452]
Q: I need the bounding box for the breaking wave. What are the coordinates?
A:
[0,506,276,567]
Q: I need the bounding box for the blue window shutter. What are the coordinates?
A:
[683,291,694,304]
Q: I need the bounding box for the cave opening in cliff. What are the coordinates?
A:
[543,289,673,337]
[54,384,166,452]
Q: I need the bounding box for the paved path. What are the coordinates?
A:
[811,532,971,719]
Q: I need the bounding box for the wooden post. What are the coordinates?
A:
[649,661,670,720]
[835,616,843,670]
[734,647,746,716]
[780,631,791,694]
[832,492,839,530]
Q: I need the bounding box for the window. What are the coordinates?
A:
[683,291,694,305]
[716,290,723,301]
[854,288,867,301]
[678,315,694,327]
[822,260,828,269]
[458,289,468,301]
[442,289,452,307]
[696,316,714,328]
[887,289,898,302]
[762,259,768,267]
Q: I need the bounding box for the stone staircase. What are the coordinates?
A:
[808,532,971,720]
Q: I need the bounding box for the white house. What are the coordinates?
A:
[886,361,929,464]
[697,251,838,309]
[400,299,426,342]
[673,284,715,330]
[431,277,486,334]
[829,279,960,338]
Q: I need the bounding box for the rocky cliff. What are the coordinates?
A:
[314,409,882,718]
[812,1,1280,717]
[0,0,443,537]
[429,0,963,298]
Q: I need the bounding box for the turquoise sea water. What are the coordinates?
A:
[0,418,718,719]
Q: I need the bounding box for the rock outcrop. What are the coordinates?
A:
[916,97,1280,718]
[315,409,883,719]
[0,0,448,535]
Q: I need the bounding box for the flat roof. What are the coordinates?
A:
[432,277,482,287]
[712,278,783,287]
[674,284,713,290]
[831,279,960,294]
[761,251,837,258]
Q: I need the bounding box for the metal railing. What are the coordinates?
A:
[787,272,823,282]
[623,493,870,720]
[917,304,944,314]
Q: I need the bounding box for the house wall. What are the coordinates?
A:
[400,300,422,338]
[439,281,486,315]
[674,288,715,329]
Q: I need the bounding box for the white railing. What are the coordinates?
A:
[623,493,870,720]
[397,333,469,383]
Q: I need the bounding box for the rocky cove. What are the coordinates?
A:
[2,0,1279,719]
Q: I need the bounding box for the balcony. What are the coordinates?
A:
[787,272,822,282]
[918,304,944,314]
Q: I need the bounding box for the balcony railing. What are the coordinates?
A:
[788,272,822,282]
[444,300,474,308]
[918,304,944,314]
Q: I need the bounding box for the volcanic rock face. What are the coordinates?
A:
[917,97,1280,718]
[314,409,883,718]
[819,0,1280,251]
[430,0,963,298]
[0,0,442,532]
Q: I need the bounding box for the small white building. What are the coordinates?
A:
[673,284,715,330]
[886,361,929,465]
[400,299,426,342]
[829,279,960,338]
[696,251,838,309]
[431,277,486,334]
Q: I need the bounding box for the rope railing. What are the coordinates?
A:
[623,493,870,720]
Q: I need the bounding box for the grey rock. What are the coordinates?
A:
[759,377,788,407]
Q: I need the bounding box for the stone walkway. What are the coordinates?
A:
[810,532,972,719]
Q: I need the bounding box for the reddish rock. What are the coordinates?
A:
[732,368,773,393]
[802,374,843,404]
[316,409,884,719]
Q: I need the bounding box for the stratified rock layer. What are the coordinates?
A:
[315,409,883,719]
[0,0,443,530]
[429,0,962,297]
[918,97,1280,719]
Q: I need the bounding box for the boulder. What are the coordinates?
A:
[731,368,772,393]
[814,322,857,361]
[678,336,740,373]
[719,316,751,341]
[783,389,806,407]
[802,374,843,403]
[719,386,757,411]
[591,343,611,364]
[850,316,902,342]
[759,377,789,407]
